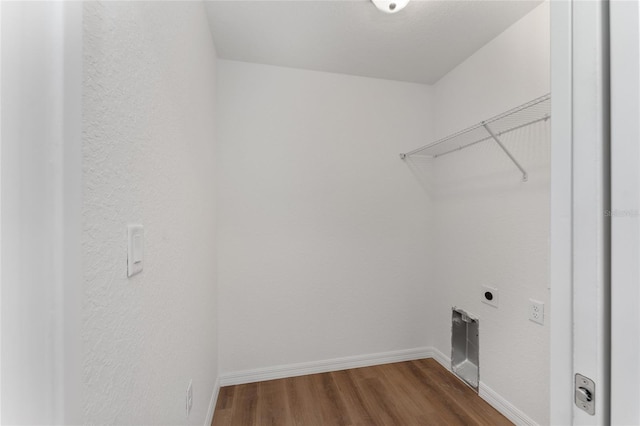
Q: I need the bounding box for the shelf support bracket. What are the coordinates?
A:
[482,122,528,182]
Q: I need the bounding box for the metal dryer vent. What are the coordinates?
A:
[451,307,479,390]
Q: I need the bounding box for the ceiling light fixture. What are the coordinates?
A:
[371,0,410,14]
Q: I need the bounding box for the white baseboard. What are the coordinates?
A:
[219,347,433,386]
[430,346,451,371]
[218,346,537,426]
[479,382,538,426]
[411,347,538,426]
[204,377,220,426]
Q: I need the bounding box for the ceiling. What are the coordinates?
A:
[205,0,542,85]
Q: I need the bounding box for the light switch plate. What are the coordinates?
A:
[127,224,144,277]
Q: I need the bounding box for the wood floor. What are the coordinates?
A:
[211,359,512,426]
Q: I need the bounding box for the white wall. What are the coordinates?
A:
[215,5,550,422]
[217,60,434,374]
[82,2,219,424]
[434,2,550,139]
[430,2,550,424]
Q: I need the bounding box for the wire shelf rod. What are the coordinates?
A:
[483,122,528,182]
[399,93,550,159]
[431,114,550,159]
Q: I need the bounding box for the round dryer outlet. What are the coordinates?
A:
[481,285,499,308]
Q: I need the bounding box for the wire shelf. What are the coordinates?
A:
[400,93,550,181]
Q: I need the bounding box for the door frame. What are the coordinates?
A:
[550,0,611,424]
[0,2,82,423]
[549,0,573,423]
[610,1,640,424]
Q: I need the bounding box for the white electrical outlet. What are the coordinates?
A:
[186,380,193,417]
[529,299,544,325]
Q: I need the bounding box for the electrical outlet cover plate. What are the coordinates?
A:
[481,285,499,308]
[529,299,544,325]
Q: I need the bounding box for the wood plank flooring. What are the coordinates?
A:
[211,359,512,426]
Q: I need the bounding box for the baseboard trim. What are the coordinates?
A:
[218,346,538,426]
[479,382,538,426]
[429,347,451,371]
[419,347,538,426]
[204,377,220,426]
[219,347,433,386]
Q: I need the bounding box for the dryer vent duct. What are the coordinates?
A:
[451,307,479,390]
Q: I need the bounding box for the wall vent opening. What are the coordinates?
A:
[451,307,479,390]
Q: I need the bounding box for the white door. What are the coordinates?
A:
[610,1,640,424]
[1,2,82,423]
[550,0,610,424]
[571,1,610,423]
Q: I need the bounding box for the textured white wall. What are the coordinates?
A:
[430,2,550,424]
[217,60,434,374]
[82,2,219,424]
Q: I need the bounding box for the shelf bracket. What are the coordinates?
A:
[482,122,528,182]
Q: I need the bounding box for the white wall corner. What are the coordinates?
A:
[399,347,539,426]
[429,347,451,371]
[204,377,220,426]
[479,382,539,426]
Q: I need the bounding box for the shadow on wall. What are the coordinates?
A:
[403,120,551,201]
[404,155,436,196]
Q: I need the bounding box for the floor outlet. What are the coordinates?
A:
[186,379,193,417]
[529,299,544,325]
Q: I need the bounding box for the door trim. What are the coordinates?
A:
[550,0,574,423]
[610,1,640,424]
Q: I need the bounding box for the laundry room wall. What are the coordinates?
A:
[216,60,435,376]
[430,2,551,424]
[82,2,220,424]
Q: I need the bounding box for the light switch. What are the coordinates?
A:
[127,224,144,277]
[133,234,143,263]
